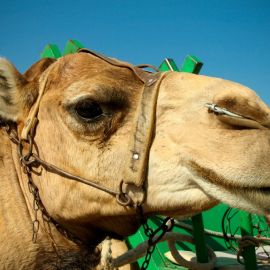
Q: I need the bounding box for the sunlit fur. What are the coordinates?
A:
[1,52,270,269]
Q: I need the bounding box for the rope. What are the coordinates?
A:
[112,232,216,270]
[112,223,270,269]
[237,236,260,264]
[101,237,115,270]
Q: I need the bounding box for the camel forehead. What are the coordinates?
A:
[46,53,141,94]
[58,53,116,73]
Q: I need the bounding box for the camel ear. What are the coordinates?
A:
[23,58,56,82]
[0,58,55,122]
[0,58,27,122]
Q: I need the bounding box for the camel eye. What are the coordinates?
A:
[75,99,103,121]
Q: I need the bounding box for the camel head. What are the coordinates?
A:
[0,51,270,243]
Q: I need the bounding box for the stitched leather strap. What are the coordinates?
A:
[123,72,167,187]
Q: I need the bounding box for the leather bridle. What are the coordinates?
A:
[5,50,175,268]
[14,48,168,208]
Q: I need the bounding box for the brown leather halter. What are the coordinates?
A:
[17,49,168,207]
[5,50,176,265]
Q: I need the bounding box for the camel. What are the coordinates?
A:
[0,49,270,270]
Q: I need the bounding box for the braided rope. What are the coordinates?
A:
[112,232,216,270]
[237,236,260,264]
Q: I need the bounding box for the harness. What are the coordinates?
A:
[5,49,174,267]
[19,49,168,207]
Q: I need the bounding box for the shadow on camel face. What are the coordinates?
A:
[0,51,270,240]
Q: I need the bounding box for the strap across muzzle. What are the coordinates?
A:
[123,72,167,188]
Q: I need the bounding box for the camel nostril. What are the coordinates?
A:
[205,103,269,130]
[213,88,270,129]
[205,103,245,119]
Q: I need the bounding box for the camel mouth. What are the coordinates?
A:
[233,185,270,195]
[188,160,270,201]
[217,184,270,197]
[215,181,270,197]
[255,186,270,194]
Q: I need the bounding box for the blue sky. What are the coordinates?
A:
[1,0,270,104]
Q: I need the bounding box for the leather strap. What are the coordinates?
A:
[78,48,160,86]
[123,72,167,187]
[21,65,54,140]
